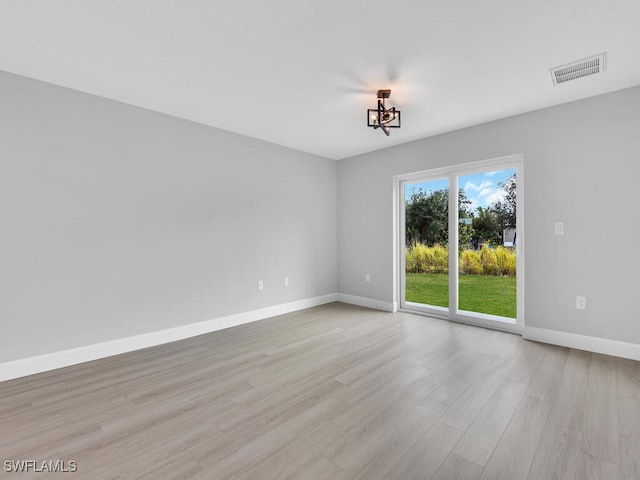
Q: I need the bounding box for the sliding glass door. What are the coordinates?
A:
[403,177,450,315]
[398,156,523,332]
[456,168,517,321]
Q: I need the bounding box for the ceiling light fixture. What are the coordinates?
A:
[367,89,401,136]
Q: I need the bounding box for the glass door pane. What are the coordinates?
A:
[403,178,449,312]
[457,168,517,322]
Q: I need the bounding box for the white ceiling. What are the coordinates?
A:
[1,1,639,160]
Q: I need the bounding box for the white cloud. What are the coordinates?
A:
[464,180,492,193]
[479,187,493,198]
[484,190,506,205]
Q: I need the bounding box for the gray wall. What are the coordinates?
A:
[338,86,640,344]
[3,68,639,364]
[0,71,337,363]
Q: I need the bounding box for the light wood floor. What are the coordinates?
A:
[1,302,639,479]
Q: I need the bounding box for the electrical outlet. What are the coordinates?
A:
[365,273,370,282]
[576,296,586,310]
[284,277,289,287]
[258,280,264,291]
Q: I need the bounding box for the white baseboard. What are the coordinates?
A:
[523,326,640,361]
[336,293,395,312]
[0,293,338,383]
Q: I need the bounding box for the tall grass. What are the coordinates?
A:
[494,245,516,276]
[459,249,483,275]
[406,243,516,276]
[405,243,448,273]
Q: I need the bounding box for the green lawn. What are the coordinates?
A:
[405,273,516,318]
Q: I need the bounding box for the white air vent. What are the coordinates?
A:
[550,52,606,85]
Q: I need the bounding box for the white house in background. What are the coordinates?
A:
[503,228,516,248]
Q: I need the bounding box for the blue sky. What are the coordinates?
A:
[405,168,515,212]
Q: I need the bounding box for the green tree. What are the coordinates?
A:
[472,206,501,245]
[492,173,516,231]
[406,189,448,246]
[458,223,475,248]
[458,189,473,248]
[406,188,472,246]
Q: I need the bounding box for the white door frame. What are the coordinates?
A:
[393,154,524,335]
